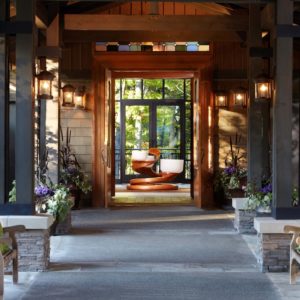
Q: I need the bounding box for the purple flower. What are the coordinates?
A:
[260,183,272,194]
[35,185,54,197]
[224,166,236,175]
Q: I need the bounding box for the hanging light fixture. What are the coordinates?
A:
[214,91,228,108]
[232,87,247,107]
[254,74,272,100]
[62,84,75,107]
[74,86,86,109]
[36,70,55,100]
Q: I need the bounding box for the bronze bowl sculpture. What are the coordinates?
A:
[127,148,184,191]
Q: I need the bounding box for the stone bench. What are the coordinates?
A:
[254,217,300,272]
[232,198,257,234]
[0,215,54,272]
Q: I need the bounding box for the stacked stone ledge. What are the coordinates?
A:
[234,209,257,234]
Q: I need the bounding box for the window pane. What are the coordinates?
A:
[115,102,121,180]
[185,79,191,101]
[122,79,142,99]
[164,79,184,99]
[143,79,163,99]
[115,79,121,100]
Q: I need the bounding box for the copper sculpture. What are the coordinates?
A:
[127,148,183,191]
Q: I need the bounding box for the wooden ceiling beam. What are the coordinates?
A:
[63,29,246,42]
[64,14,248,31]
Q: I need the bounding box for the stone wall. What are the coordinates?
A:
[214,108,247,169]
[256,233,292,272]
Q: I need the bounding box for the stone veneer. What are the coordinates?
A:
[0,215,54,272]
[256,233,292,272]
[254,217,300,273]
[234,209,257,234]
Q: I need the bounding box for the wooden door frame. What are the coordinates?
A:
[92,52,212,207]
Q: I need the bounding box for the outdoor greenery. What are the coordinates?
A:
[8,180,16,203]
[115,78,191,179]
[0,223,10,255]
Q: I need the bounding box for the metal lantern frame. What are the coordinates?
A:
[254,74,272,100]
[214,91,228,108]
[74,86,86,109]
[36,70,55,100]
[62,84,75,107]
[232,87,248,107]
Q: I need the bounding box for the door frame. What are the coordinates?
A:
[92,52,213,208]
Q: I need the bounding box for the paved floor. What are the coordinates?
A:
[3,206,299,299]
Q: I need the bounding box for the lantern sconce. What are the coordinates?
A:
[232,87,248,107]
[36,70,55,100]
[74,86,86,109]
[62,84,75,107]
[214,91,228,108]
[254,74,272,100]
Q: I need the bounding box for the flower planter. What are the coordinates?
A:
[228,188,245,198]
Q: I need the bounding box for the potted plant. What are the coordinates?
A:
[60,127,92,209]
[245,182,272,213]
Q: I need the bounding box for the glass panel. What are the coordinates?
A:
[125,105,150,175]
[121,79,142,100]
[143,79,163,99]
[164,79,184,99]
[115,102,121,180]
[157,105,181,157]
[115,79,121,100]
[185,79,191,101]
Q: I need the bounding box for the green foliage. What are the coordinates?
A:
[47,185,73,222]
[8,180,16,203]
[0,224,10,255]
[245,183,272,211]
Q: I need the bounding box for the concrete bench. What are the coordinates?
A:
[284,225,300,284]
[0,225,25,300]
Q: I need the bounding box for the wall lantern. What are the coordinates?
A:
[62,84,75,107]
[214,91,228,108]
[232,87,247,107]
[254,74,272,100]
[36,70,55,100]
[74,86,86,109]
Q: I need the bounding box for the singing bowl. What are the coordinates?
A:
[131,150,148,161]
[160,159,184,174]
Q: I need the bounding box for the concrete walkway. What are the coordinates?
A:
[3,206,298,299]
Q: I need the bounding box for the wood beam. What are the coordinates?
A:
[63,30,245,42]
[64,14,248,32]
[42,0,273,3]
[14,0,35,214]
[272,0,295,219]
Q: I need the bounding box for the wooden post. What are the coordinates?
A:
[272,0,298,219]
[247,5,264,186]
[0,0,8,206]
[14,0,35,214]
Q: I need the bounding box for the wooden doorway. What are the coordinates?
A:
[93,52,213,208]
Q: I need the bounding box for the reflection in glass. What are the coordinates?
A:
[115,102,121,180]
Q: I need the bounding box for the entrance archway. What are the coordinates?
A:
[93,52,213,208]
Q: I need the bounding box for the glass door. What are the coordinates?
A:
[115,78,191,183]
